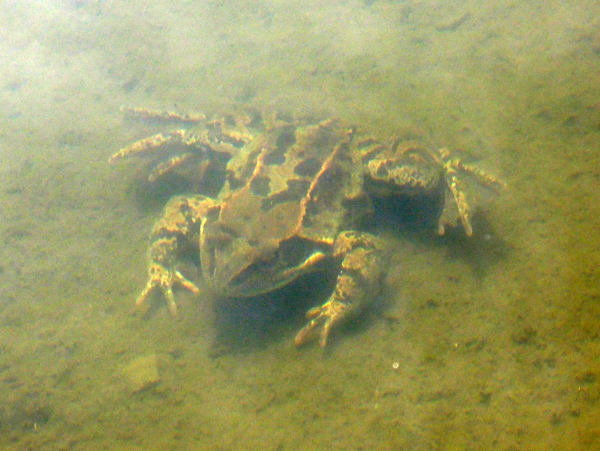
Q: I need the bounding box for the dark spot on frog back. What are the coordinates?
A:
[264,127,296,165]
[294,157,322,177]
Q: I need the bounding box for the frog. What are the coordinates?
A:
[109,107,505,347]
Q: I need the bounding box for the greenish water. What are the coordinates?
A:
[1,0,599,450]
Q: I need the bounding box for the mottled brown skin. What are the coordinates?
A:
[110,108,504,347]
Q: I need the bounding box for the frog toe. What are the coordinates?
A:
[294,300,349,347]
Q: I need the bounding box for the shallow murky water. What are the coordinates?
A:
[1,1,599,450]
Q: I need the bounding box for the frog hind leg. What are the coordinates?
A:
[294,231,385,347]
[136,195,217,316]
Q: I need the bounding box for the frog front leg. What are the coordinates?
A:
[136,195,216,316]
[294,231,385,347]
[361,139,504,237]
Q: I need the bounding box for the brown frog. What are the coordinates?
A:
[109,107,504,347]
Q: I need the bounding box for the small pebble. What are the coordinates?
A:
[122,354,161,393]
